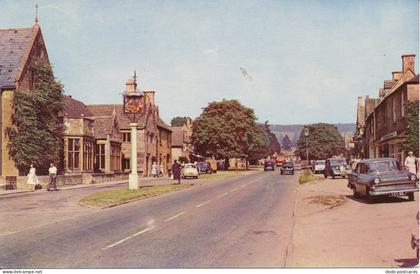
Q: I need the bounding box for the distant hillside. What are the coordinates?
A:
[270,123,355,146]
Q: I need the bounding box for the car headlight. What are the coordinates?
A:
[374,178,380,185]
[410,174,417,181]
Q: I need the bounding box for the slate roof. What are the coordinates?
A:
[171,127,185,147]
[156,116,172,131]
[0,27,34,89]
[93,116,114,139]
[87,104,147,129]
[61,96,93,117]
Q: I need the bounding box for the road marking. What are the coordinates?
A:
[102,226,154,250]
[164,211,185,222]
[240,184,247,188]
[217,192,229,198]
[230,187,238,192]
[196,200,212,208]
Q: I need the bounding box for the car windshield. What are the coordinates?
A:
[315,161,325,164]
[283,163,293,167]
[185,164,196,169]
[368,161,400,172]
[330,159,346,165]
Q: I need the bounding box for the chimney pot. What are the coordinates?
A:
[402,54,416,74]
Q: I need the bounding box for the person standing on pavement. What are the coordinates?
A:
[26,164,39,191]
[405,151,418,174]
[159,163,164,177]
[151,162,157,177]
[167,162,173,178]
[172,160,181,184]
[47,163,58,191]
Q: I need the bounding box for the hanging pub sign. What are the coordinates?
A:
[123,93,145,114]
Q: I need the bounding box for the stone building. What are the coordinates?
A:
[0,21,50,176]
[87,77,172,177]
[171,118,193,163]
[354,54,419,162]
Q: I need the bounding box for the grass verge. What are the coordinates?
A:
[305,194,347,207]
[198,171,248,180]
[80,184,192,208]
[298,170,324,184]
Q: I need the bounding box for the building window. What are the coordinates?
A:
[83,140,94,170]
[110,144,121,171]
[401,92,405,117]
[122,132,131,142]
[392,97,396,123]
[123,158,130,170]
[96,144,105,169]
[67,138,80,170]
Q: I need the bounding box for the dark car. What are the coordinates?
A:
[324,158,350,179]
[281,161,294,175]
[264,160,275,171]
[347,158,418,201]
[196,161,212,174]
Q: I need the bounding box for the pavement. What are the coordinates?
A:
[0,170,298,268]
[287,174,419,267]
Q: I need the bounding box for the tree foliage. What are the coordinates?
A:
[296,123,345,160]
[170,116,189,127]
[404,101,419,156]
[191,100,266,161]
[5,63,64,175]
[282,134,292,150]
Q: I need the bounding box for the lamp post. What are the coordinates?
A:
[123,71,145,190]
[304,127,309,168]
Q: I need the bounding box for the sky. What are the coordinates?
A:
[1,0,418,125]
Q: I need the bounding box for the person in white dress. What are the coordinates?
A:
[151,162,157,177]
[27,164,39,190]
[404,151,418,174]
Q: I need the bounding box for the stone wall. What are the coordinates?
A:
[0,172,129,190]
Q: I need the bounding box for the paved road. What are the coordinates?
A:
[0,170,298,268]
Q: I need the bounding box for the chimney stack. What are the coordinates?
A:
[143,90,155,106]
[125,79,137,94]
[392,71,403,81]
[402,54,415,74]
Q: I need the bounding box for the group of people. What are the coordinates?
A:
[150,162,164,178]
[150,161,183,184]
[26,163,58,191]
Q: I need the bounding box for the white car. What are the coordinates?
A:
[182,164,199,179]
[313,160,326,174]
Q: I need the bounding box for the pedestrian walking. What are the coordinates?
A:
[151,162,157,177]
[159,163,164,177]
[26,164,39,191]
[47,163,58,191]
[167,162,173,178]
[172,160,181,184]
[405,151,418,174]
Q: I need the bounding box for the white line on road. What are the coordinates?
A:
[230,187,238,192]
[240,184,247,188]
[217,192,229,198]
[195,200,212,208]
[102,226,155,250]
[164,211,186,222]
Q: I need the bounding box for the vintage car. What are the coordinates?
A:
[182,163,199,179]
[324,158,351,179]
[347,158,418,201]
[281,161,294,175]
[312,160,326,174]
[264,160,275,171]
[196,161,212,174]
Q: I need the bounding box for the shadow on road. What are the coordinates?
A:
[345,195,411,204]
[395,258,418,267]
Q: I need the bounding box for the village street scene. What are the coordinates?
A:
[0,1,419,271]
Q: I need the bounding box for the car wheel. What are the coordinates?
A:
[281,171,283,175]
[332,174,335,179]
[365,186,374,203]
[408,192,415,201]
[342,176,345,179]
[324,172,327,178]
[291,172,294,175]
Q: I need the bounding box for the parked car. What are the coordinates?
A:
[324,158,350,179]
[281,161,294,175]
[182,163,199,179]
[275,158,284,167]
[196,161,212,174]
[347,158,419,201]
[313,160,326,174]
[264,160,275,171]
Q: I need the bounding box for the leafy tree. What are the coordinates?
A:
[191,100,266,167]
[171,116,189,127]
[296,123,345,160]
[404,101,419,156]
[282,134,292,150]
[5,63,64,175]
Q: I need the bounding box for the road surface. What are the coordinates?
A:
[0,170,298,268]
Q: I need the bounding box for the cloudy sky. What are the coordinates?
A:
[1,0,418,124]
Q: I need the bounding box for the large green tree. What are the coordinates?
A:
[6,63,64,175]
[404,101,419,156]
[170,116,189,127]
[296,123,345,160]
[191,100,266,165]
